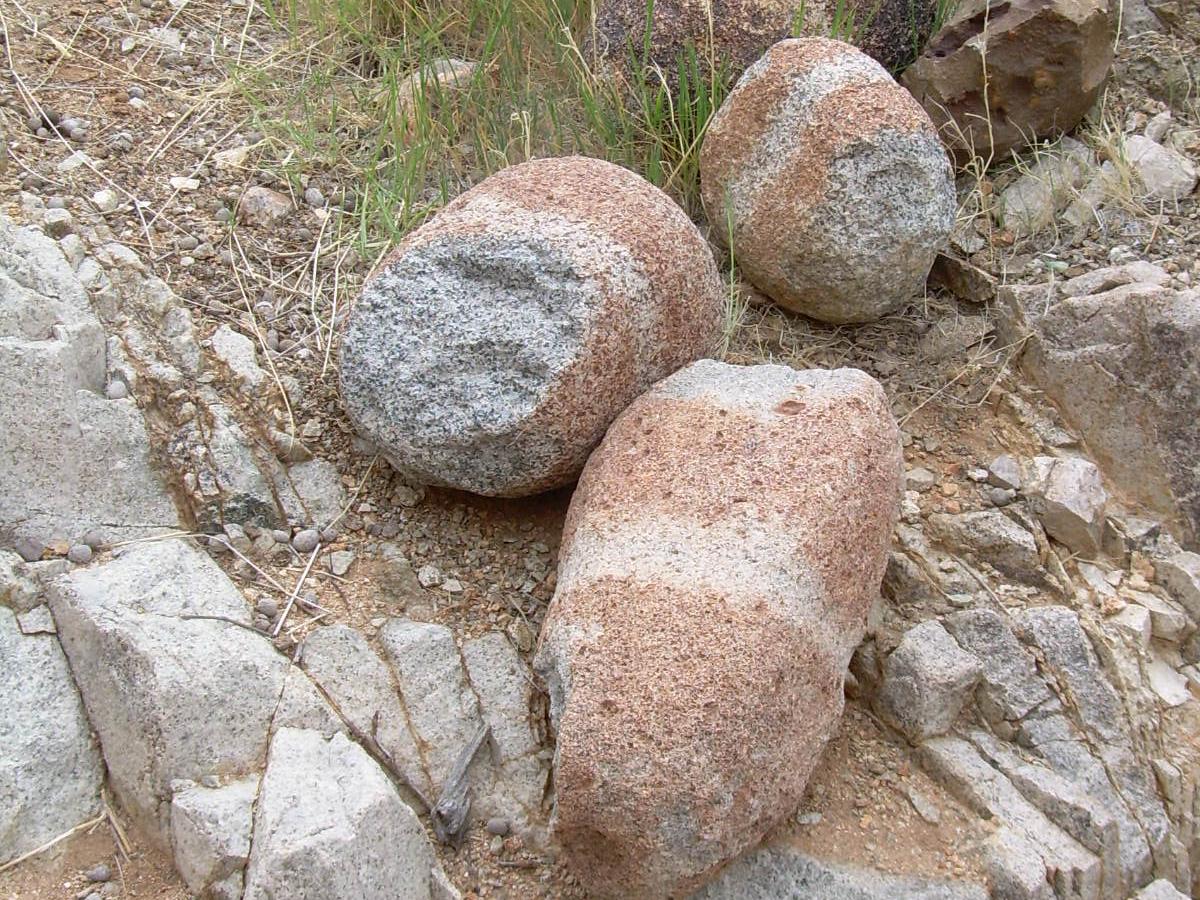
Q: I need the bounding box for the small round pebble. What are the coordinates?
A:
[177,235,199,252]
[215,207,232,224]
[256,598,279,619]
[485,817,510,836]
[86,863,112,882]
[253,615,271,632]
[68,544,94,564]
[303,186,325,208]
[46,196,67,210]
[292,528,320,553]
[105,381,129,400]
[320,526,339,543]
[127,85,146,100]
[271,529,290,544]
[82,529,106,550]
[15,537,44,562]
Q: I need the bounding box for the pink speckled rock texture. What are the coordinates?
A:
[534,359,902,898]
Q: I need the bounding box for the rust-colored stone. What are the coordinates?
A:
[901,0,1114,162]
[535,360,901,897]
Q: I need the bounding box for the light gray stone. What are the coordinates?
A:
[878,620,983,741]
[287,459,346,528]
[944,609,1054,725]
[0,214,180,548]
[0,606,103,864]
[339,156,723,497]
[189,397,283,530]
[997,139,1094,238]
[920,737,1103,900]
[1154,551,1200,620]
[906,467,937,493]
[989,454,1023,491]
[0,550,40,612]
[1024,457,1107,556]
[299,624,431,803]
[209,324,265,391]
[928,510,1041,582]
[1125,135,1197,202]
[237,186,291,227]
[985,826,1054,900]
[170,776,257,897]
[242,728,451,900]
[377,620,479,793]
[47,540,288,845]
[15,604,55,634]
[693,846,988,899]
[996,266,1200,547]
[1133,878,1191,899]
[1125,590,1190,642]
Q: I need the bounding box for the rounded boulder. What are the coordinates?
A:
[700,37,955,324]
[338,156,724,497]
[534,359,902,898]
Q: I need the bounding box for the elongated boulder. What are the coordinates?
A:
[701,38,955,323]
[534,359,901,898]
[339,156,723,497]
[901,0,1113,161]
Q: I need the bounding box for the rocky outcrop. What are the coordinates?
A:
[242,727,456,900]
[901,0,1113,161]
[301,621,548,841]
[996,263,1200,547]
[0,212,180,549]
[47,540,288,845]
[535,359,901,897]
[0,604,103,864]
[701,38,954,323]
[339,155,723,497]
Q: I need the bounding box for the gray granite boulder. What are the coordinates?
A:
[339,156,723,497]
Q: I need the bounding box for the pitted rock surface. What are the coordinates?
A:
[701,38,954,323]
[339,156,723,497]
[534,359,901,898]
[902,0,1114,161]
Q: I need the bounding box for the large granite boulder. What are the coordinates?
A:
[339,156,723,497]
[996,263,1200,547]
[701,38,954,323]
[534,359,901,897]
[902,0,1113,161]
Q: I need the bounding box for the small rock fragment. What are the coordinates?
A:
[878,620,983,741]
[292,529,320,554]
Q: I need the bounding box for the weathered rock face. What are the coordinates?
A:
[0,605,103,864]
[996,263,1200,547]
[901,0,1113,162]
[0,212,180,548]
[534,359,901,898]
[339,156,723,497]
[586,0,937,85]
[701,38,955,323]
[47,540,288,845]
[242,728,453,900]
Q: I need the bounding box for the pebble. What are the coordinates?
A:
[15,536,44,562]
[292,529,320,553]
[303,186,325,208]
[105,381,129,400]
[905,467,936,493]
[794,811,823,826]
[177,234,199,251]
[485,817,510,836]
[82,529,106,550]
[329,550,355,577]
[255,598,279,619]
[320,526,339,543]
[46,196,67,210]
[272,529,291,544]
[989,488,1017,507]
[253,615,271,632]
[215,207,232,224]
[127,85,146,100]
[442,578,464,593]
[86,863,112,882]
[417,564,442,588]
[92,189,120,214]
[67,544,94,565]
